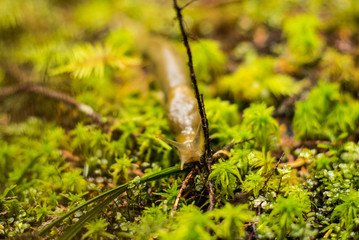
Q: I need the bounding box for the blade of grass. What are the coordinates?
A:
[38,183,129,235]
[58,191,120,240]
[38,165,189,237]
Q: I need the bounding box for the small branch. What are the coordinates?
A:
[180,0,197,10]
[0,82,31,97]
[260,153,285,193]
[173,0,211,159]
[173,0,215,211]
[1,62,103,123]
[251,221,259,239]
[201,94,215,210]
[0,196,17,200]
[0,83,103,123]
[32,85,103,123]
[200,94,211,158]
[207,170,216,211]
[171,169,194,217]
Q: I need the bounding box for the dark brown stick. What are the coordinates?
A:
[207,167,216,211]
[201,93,215,210]
[251,221,259,239]
[173,0,215,211]
[180,0,197,10]
[1,62,103,123]
[171,169,194,217]
[0,83,31,97]
[173,0,211,158]
[0,83,103,123]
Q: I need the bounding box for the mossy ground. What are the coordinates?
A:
[1,0,359,239]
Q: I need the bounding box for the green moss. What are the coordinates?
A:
[1,0,359,239]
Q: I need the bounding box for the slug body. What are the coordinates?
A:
[144,37,204,169]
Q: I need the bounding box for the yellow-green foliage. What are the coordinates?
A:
[283,14,323,64]
[209,159,242,198]
[293,81,359,140]
[267,193,311,239]
[0,0,54,30]
[51,31,139,79]
[242,103,279,152]
[161,204,254,240]
[162,205,214,240]
[320,49,359,90]
[242,0,301,27]
[192,39,226,83]
[2,0,359,239]
[241,171,266,197]
[218,55,302,102]
[73,0,115,31]
[83,219,114,240]
[330,190,359,238]
[205,98,252,145]
[208,203,253,239]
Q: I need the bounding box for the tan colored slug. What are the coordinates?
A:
[143,37,204,169]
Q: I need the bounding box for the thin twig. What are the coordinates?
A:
[173,0,215,211]
[180,0,197,10]
[0,83,103,123]
[200,94,211,158]
[0,196,17,200]
[1,62,103,123]
[251,221,259,239]
[171,169,194,217]
[201,93,215,210]
[172,0,211,158]
[211,137,255,163]
[260,153,285,193]
[0,82,31,97]
[207,167,216,211]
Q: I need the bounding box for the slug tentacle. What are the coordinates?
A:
[158,122,203,170]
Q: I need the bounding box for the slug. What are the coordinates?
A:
[143,37,204,169]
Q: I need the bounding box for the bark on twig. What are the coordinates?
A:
[0,63,103,123]
[0,83,103,123]
[173,0,215,211]
[172,0,211,158]
[180,0,197,10]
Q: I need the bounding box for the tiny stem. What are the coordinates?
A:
[171,170,194,217]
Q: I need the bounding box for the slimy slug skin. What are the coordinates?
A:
[144,37,204,169]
